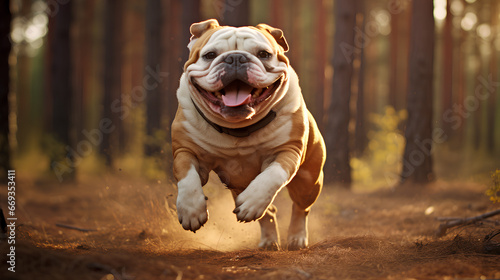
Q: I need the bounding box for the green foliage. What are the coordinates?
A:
[21,134,73,181]
[143,129,171,181]
[142,156,168,181]
[486,169,500,203]
[41,134,67,163]
[114,128,171,182]
[144,129,169,153]
[351,106,407,190]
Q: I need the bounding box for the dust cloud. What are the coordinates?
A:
[118,171,336,252]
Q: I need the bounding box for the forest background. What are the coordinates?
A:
[1,0,499,190]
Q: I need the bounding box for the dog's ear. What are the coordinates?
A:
[190,19,220,38]
[188,19,220,51]
[256,24,289,52]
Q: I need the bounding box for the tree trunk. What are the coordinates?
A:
[145,0,163,156]
[181,0,201,65]
[389,9,399,111]
[101,0,122,167]
[324,0,356,187]
[162,0,182,179]
[472,39,481,151]
[49,0,74,181]
[487,0,498,152]
[314,0,326,130]
[270,0,283,29]
[0,0,11,176]
[401,0,435,184]
[220,0,249,26]
[455,13,467,148]
[441,0,453,137]
[288,0,302,74]
[354,0,367,156]
[72,0,95,164]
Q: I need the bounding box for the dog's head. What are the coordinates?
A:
[184,19,289,124]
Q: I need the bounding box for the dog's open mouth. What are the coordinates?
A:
[193,77,282,109]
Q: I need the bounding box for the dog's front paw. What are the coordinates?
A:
[176,192,208,232]
[233,163,287,222]
[233,191,272,222]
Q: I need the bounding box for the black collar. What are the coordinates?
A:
[191,100,276,138]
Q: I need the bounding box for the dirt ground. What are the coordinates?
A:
[1,173,499,280]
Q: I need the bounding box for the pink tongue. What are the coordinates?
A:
[221,81,253,107]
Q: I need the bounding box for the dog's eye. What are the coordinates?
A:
[257,50,272,59]
[203,52,217,60]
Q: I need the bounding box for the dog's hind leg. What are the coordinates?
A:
[287,202,309,250]
[258,205,280,250]
[230,189,280,250]
[286,169,323,250]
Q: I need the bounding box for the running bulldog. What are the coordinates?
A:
[172,19,326,250]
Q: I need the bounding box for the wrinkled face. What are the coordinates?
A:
[185,27,289,124]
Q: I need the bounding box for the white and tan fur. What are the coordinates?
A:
[172,19,326,250]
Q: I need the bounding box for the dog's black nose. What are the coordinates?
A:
[224,53,248,65]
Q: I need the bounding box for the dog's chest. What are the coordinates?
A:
[198,131,290,189]
[212,153,264,190]
[184,115,294,189]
